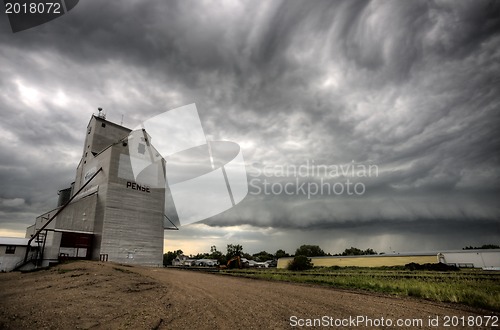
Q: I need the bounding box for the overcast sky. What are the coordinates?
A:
[1,0,499,256]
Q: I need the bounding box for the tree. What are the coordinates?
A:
[226,244,243,260]
[340,247,377,256]
[253,251,274,262]
[193,253,209,259]
[295,245,326,257]
[341,247,363,255]
[209,246,225,264]
[363,248,377,255]
[463,244,500,250]
[275,249,289,259]
[163,249,183,267]
[287,255,313,271]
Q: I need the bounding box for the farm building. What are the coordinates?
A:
[438,249,500,269]
[0,237,37,272]
[172,255,197,267]
[277,250,500,269]
[12,111,168,271]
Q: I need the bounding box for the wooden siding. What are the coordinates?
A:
[98,146,165,267]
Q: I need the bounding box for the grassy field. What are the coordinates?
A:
[221,267,500,311]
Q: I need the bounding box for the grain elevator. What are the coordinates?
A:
[25,111,166,267]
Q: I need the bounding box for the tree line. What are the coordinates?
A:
[164,242,499,267]
[163,244,380,267]
[462,244,499,250]
[163,244,290,266]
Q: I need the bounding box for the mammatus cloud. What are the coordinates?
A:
[0,0,499,253]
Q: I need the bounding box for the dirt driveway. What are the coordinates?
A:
[0,261,497,329]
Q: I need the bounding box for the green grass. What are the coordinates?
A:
[221,267,500,311]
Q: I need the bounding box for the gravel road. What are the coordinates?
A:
[0,261,497,329]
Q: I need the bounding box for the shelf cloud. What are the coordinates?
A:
[1,0,499,254]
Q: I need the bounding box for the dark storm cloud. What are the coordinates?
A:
[0,0,499,251]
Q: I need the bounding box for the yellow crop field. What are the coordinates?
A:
[277,255,437,269]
